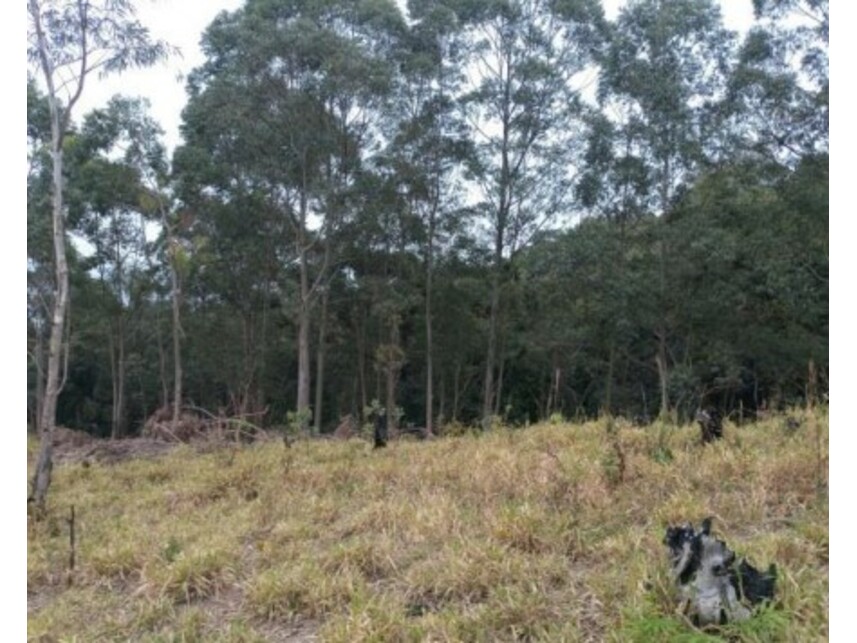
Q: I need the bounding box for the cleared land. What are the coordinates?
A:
[28,410,828,641]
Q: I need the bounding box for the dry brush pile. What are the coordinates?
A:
[27,408,828,642]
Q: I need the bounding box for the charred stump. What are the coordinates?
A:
[664,517,776,627]
[695,409,723,445]
[373,409,388,449]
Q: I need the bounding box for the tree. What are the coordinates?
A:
[176,0,404,432]
[386,3,473,435]
[24,0,828,448]
[27,80,55,434]
[722,0,827,165]
[665,155,827,413]
[27,0,171,509]
[71,97,178,437]
[598,0,735,418]
[442,0,604,425]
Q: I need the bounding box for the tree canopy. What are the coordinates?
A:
[28,0,828,438]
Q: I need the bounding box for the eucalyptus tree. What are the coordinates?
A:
[331,167,416,435]
[27,0,171,509]
[382,3,475,435]
[573,111,654,413]
[723,0,827,165]
[752,0,827,85]
[27,80,54,433]
[107,101,186,431]
[177,0,405,432]
[427,0,605,425]
[598,0,735,418]
[70,97,179,437]
[71,101,143,438]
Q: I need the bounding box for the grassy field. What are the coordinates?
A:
[27,409,828,642]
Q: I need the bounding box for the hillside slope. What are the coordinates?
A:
[28,411,828,641]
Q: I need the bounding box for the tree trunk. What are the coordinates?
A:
[386,364,397,437]
[295,184,311,431]
[351,376,359,419]
[482,49,514,428]
[169,251,182,428]
[156,314,169,409]
[159,203,183,430]
[656,159,671,420]
[550,364,562,417]
[313,286,329,435]
[238,312,259,416]
[109,328,118,437]
[117,318,126,437]
[297,295,311,430]
[438,369,446,429]
[545,371,553,420]
[356,311,367,418]
[603,341,615,417]
[483,257,501,424]
[494,354,506,417]
[110,316,126,439]
[453,363,461,423]
[385,320,402,437]
[34,326,46,433]
[656,334,670,420]
[655,224,670,419]
[31,123,69,509]
[425,226,435,437]
[257,276,270,418]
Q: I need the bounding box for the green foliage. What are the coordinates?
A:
[286,408,313,436]
[161,537,183,564]
[622,613,721,642]
[28,0,827,437]
[622,604,790,642]
[649,421,676,464]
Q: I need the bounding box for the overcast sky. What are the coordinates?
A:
[71,0,757,154]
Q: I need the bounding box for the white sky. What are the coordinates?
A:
[72,0,756,154]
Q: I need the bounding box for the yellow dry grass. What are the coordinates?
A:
[27,408,828,641]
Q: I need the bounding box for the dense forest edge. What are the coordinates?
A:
[28,1,827,451]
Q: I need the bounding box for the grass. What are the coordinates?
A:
[27,407,828,641]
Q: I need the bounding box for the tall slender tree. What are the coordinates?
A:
[73,97,180,436]
[27,80,55,435]
[599,0,734,418]
[388,4,473,435]
[27,0,171,509]
[445,0,604,425]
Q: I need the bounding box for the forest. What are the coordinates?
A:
[27,1,829,638]
[27,0,828,441]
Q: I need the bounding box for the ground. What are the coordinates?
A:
[27,409,828,642]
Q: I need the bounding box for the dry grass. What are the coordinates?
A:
[28,408,828,641]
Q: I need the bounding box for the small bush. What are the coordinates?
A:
[90,544,143,579]
[154,549,236,604]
